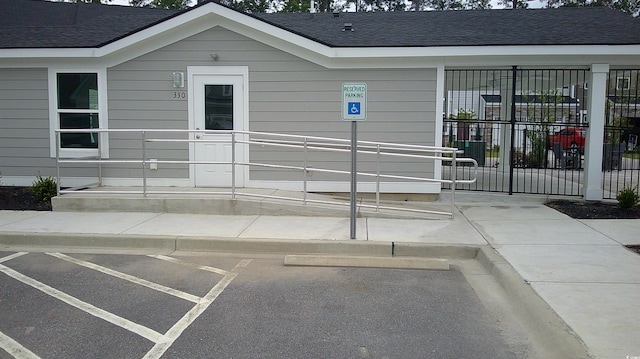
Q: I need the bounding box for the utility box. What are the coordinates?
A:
[455,141,486,167]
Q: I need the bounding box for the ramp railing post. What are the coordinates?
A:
[232,131,236,200]
[142,131,147,196]
[451,148,457,219]
[376,144,381,211]
[303,137,308,204]
[55,131,61,196]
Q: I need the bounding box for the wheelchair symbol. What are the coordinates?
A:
[348,102,361,115]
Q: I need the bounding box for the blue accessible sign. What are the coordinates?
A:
[342,83,367,121]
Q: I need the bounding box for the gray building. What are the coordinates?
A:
[1,0,640,199]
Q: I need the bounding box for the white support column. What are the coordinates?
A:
[583,64,609,201]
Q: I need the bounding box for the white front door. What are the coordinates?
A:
[191,74,245,187]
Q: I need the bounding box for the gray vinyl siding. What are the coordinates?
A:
[0,68,56,178]
[106,26,437,183]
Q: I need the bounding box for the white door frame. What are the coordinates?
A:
[187,66,249,187]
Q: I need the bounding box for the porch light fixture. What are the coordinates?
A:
[210,53,219,61]
[172,71,184,88]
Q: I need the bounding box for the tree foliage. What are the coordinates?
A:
[71,0,640,17]
[544,0,640,17]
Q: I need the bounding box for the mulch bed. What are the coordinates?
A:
[0,186,52,211]
[545,199,640,219]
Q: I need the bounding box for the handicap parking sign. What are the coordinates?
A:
[348,102,361,115]
[342,83,366,121]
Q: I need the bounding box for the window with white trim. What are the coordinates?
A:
[616,77,630,90]
[49,69,108,157]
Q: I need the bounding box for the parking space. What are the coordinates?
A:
[0,251,533,358]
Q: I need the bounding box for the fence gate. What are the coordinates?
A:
[443,68,589,196]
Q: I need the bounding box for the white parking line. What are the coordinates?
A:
[0,252,27,263]
[0,330,40,359]
[148,255,231,276]
[47,253,202,304]
[143,259,252,359]
[1,252,250,358]
[0,263,164,343]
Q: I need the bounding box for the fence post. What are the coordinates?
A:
[509,65,517,195]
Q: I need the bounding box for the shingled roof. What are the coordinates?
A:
[0,0,179,48]
[1,0,640,49]
[253,7,640,47]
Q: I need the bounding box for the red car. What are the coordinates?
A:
[548,127,586,150]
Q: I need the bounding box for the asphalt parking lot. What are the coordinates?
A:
[0,251,534,359]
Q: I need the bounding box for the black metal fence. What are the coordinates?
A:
[443,67,640,198]
[442,68,589,196]
[603,69,640,199]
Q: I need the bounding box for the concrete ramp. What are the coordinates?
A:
[52,187,447,219]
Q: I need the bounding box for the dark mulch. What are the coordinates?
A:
[545,199,640,219]
[0,186,52,211]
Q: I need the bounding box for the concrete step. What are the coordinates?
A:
[52,187,448,219]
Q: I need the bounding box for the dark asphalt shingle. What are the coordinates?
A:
[252,7,640,47]
[1,0,639,49]
[0,0,179,48]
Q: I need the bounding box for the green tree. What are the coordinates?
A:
[497,0,530,8]
[410,0,491,10]
[72,0,111,3]
[465,0,492,9]
[279,0,312,12]
[346,0,407,11]
[522,90,563,168]
[130,0,191,9]
[454,108,477,141]
[542,0,640,17]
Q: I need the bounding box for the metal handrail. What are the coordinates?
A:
[55,129,477,218]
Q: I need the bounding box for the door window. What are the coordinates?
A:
[204,85,233,130]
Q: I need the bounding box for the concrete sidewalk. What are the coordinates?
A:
[1,192,639,359]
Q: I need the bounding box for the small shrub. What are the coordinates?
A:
[32,175,57,204]
[617,186,640,210]
[512,150,525,168]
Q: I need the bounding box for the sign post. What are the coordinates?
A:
[342,83,366,239]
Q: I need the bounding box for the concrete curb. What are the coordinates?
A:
[0,232,176,251]
[284,254,450,270]
[475,246,593,359]
[0,233,481,259]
